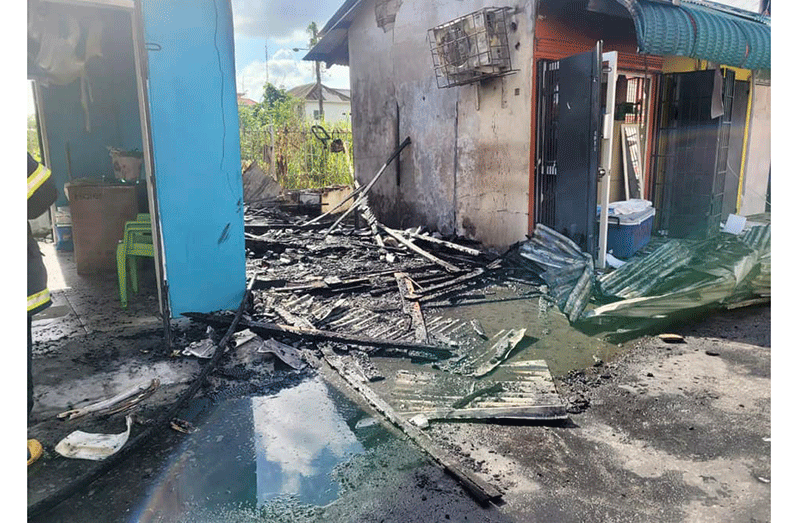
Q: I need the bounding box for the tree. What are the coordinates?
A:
[307,22,319,47]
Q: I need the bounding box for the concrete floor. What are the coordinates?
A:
[33,241,162,349]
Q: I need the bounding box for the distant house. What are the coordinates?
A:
[287,83,351,123]
[237,93,258,106]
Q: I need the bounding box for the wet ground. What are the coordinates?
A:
[26,221,771,522]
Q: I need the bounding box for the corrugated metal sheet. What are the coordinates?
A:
[518,224,594,323]
[387,360,568,422]
[585,222,771,324]
[630,0,770,69]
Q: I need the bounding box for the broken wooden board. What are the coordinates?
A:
[318,347,502,505]
[471,329,527,377]
[379,225,460,273]
[416,269,486,303]
[351,350,385,382]
[387,360,567,422]
[275,307,317,331]
[402,231,482,256]
[395,272,429,343]
[57,380,160,421]
[184,313,455,358]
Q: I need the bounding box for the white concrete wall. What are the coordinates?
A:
[740,82,770,216]
[303,100,352,124]
[348,0,535,248]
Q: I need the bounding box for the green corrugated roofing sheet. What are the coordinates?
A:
[631,0,770,69]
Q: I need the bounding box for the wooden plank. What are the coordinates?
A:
[379,225,460,273]
[184,312,454,358]
[274,307,317,331]
[403,232,482,256]
[324,138,411,236]
[395,272,429,343]
[417,269,486,302]
[319,347,502,505]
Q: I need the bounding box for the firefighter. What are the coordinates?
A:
[27,152,56,465]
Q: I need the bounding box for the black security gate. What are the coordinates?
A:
[534,44,602,256]
[651,69,739,239]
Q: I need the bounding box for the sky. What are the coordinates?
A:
[231,0,351,103]
[26,0,768,114]
[26,0,350,115]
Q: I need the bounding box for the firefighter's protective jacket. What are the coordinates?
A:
[28,153,57,315]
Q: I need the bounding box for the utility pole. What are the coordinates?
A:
[315,56,323,120]
[265,41,270,85]
[310,24,323,121]
[295,23,324,121]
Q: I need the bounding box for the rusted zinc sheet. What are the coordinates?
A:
[387,359,567,422]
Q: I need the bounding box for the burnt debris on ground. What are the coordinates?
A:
[28,182,771,515]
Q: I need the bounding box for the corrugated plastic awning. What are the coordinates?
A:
[627,0,770,69]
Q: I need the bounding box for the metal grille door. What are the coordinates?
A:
[534,45,602,255]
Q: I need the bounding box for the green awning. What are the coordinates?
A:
[628,0,770,70]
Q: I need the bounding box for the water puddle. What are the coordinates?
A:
[428,283,623,376]
[131,376,405,522]
[251,378,364,506]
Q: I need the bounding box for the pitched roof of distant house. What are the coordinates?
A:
[237,93,258,106]
[287,83,351,103]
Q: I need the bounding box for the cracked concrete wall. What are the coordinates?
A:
[348,0,535,248]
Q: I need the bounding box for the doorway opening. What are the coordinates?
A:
[28,0,165,345]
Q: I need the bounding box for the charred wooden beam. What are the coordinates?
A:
[184,312,454,358]
[395,272,429,343]
[379,225,460,273]
[325,138,412,236]
[403,231,482,256]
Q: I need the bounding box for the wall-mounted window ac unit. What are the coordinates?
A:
[428,7,515,89]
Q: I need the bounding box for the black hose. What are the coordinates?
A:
[28,278,255,520]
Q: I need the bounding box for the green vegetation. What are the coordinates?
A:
[238,82,354,191]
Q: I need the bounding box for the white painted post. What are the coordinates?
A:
[598,51,618,270]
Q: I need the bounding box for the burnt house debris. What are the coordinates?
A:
[27,0,772,518]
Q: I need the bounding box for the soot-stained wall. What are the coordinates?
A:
[348,0,536,248]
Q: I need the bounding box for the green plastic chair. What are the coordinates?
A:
[116,214,154,308]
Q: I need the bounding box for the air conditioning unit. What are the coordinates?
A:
[428,8,514,88]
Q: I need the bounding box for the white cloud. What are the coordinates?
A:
[707,0,762,13]
[273,29,309,46]
[251,379,362,499]
[237,49,350,102]
[231,0,338,40]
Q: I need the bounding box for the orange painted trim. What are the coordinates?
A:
[528,53,538,235]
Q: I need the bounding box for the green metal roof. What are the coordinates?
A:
[629,0,770,69]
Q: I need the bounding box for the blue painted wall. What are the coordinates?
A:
[38,6,143,207]
[141,0,245,316]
